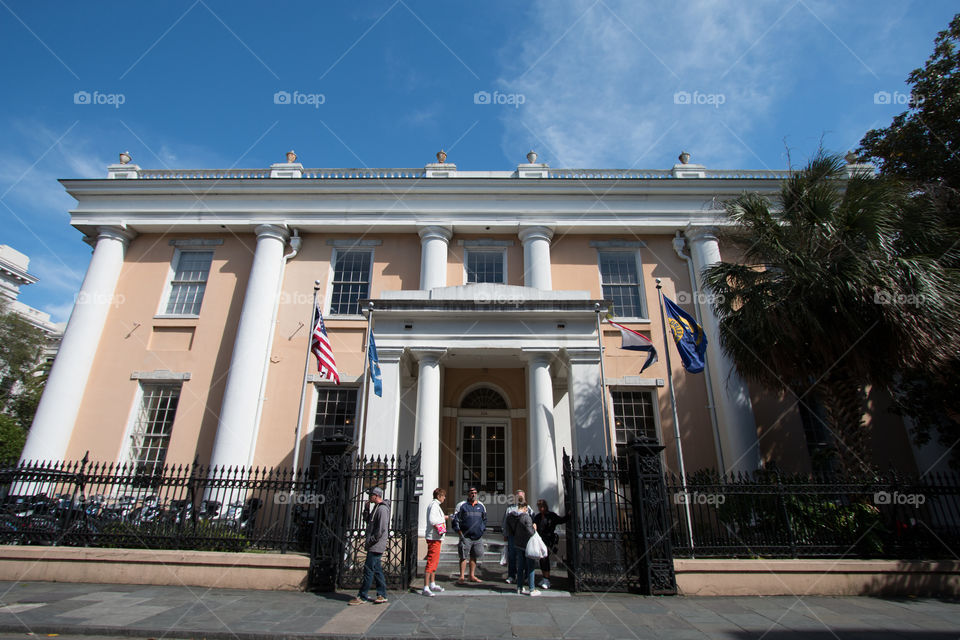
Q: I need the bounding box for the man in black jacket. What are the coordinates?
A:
[349,487,390,605]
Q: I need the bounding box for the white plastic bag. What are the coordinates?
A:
[525,532,548,559]
[499,545,508,566]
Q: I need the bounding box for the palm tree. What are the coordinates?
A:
[702,152,960,474]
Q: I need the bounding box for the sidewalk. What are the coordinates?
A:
[0,580,958,639]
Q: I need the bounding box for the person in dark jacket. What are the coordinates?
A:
[452,486,486,583]
[533,499,568,589]
[505,500,540,596]
[349,487,390,605]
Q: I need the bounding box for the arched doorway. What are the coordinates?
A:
[457,386,511,525]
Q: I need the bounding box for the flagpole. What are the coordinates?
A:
[656,278,695,552]
[292,281,321,478]
[357,301,374,459]
[594,303,612,458]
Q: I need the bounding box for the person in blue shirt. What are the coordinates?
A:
[452,486,486,583]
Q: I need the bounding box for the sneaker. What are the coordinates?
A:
[520,586,530,594]
[505,577,515,584]
[430,583,444,592]
[540,578,551,590]
[348,597,365,606]
[529,589,542,597]
[373,595,388,604]
[421,587,435,597]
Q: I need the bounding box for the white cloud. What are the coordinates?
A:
[495,1,821,169]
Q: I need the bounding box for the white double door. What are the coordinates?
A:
[457,418,510,528]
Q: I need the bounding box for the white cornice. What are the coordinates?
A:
[59,175,783,237]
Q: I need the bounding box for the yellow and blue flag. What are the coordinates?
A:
[662,295,708,373]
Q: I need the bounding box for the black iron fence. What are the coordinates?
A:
[0,455,317,552]
[0,447,422,593]
[666,469,960,559]
[335,450,421,591]
[562,441,676,595]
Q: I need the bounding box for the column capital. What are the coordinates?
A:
[410,347,447,366]
[94,226,137,246]
[684,224,720,245]
[564,347,601,365]
[254,224,290,243]
[522,347,560,366]
[375,346,405,364]
[418,225,452,242]
[518,225,554,244]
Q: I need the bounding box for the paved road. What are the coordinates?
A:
[0,581,957,639]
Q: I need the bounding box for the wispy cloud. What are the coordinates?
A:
[496,0,868,169]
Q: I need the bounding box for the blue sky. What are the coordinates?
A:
[1,1,956,323]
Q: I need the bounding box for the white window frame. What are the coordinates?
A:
[597,249,648,321]
[463,247,508,285]
[608,386,662,458]
[120,382,182,473]
[156,248,214,318]
[325,247,374,318]
[306,384,360,472]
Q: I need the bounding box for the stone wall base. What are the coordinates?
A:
[675,558,960,597]
[0,546,309,591]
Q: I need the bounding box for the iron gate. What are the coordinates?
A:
[561,439,676,595]
[308,441,421,591]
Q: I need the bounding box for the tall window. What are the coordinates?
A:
[307,388,358,471]
[128,384,180,475]
[330,250,372,315]
[165,250,213,315]
[465,250,505,284]
[599,251,645,318]
[611,389,658,451]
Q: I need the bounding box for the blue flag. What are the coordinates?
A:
[368,331,382,397]
[662,295,708,374]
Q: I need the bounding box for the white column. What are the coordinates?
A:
[686,226,762,473]
[524,350,560,507]
[210,224,289,469]
[519,226,554,290]
[412,348,444,531]
[362,347,405,458]
[418,226,452,290]
[566,349,607,458]
[23,226,134,462]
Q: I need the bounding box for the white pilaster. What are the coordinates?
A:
[418,226,452,290]
[685,226,762,473]
[566,348,608,458]
[210,224,290,469]
[524,350,560,507]
[412,348,445,531]
[519,226,553,290]
[362,347,405,458]
[23,226,134,462]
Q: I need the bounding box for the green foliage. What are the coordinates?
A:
[96,520,250,552]
[858,14,960,191]
[857,14,960,470]
[0,303,47,413]
[0,414,26,460]
[702,152,960,471]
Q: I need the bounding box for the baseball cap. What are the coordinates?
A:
[367,487,384,498]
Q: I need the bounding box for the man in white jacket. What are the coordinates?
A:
[422,487,449,596]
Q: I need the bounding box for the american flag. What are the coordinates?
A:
[311,302,340,384]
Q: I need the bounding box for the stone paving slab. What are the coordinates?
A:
[0,581,958,639]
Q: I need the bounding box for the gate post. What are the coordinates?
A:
[309,435,357,591]
[626,438,677,595]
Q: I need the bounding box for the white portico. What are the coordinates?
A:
[362,284,605,530]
